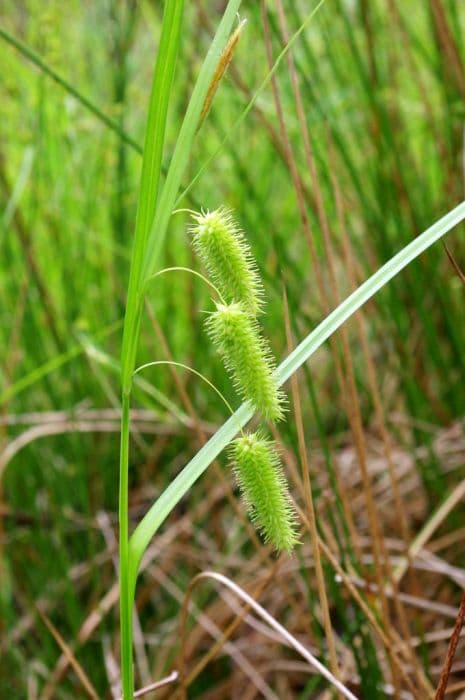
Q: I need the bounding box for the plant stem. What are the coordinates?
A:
[117,5,240,694]
[119,392,133,699]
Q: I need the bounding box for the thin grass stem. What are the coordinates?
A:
[134,360,237,424]
[119,392,133,699]
[148,267,225,304]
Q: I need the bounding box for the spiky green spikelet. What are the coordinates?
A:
[190,208,264,315]
[206,302,285,422]
[230,432,298,552]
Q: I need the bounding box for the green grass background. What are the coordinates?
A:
[1,1,465,697]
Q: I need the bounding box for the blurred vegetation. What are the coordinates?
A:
[1,1,465,698]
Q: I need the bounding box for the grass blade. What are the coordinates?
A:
[119,3,185,697]
[120,0,185,394]
[140,0,242,285]
[0,25,142,154]
[129,200,465,589]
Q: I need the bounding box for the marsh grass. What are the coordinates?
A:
[2,1,465,699]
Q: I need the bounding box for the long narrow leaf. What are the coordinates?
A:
[140,0,242,285]
[120,0,185,393]
[0,26,142,154]
[129,200,465,589]
[119,4,185,695]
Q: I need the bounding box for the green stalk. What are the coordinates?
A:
[128,200,465,591]
[120,0,185,396]
[119,2,185,698]
[140,0,242,284]
[118,3,241,697]
[119,393,132,699]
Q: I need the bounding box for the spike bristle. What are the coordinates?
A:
[190,207,264,315]
[230,432,298,553]
[206,302,286,422]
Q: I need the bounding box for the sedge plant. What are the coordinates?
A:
[117,2,465,699]
[2,3,465,697]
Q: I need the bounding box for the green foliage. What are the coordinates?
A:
[117,3,242,697]
[3,1,465,697]
[206,301,285,422]
[230,431,298,552]
[190,207,264,314]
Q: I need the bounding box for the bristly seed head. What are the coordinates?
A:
[190,207,264,315]
[230,431,298,553]
[206,301,286,422]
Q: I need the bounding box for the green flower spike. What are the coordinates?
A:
[190,207,264,315]
[230,431,298,553]
[206,301,286,422]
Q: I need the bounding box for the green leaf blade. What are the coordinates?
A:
[140,0,242,285]
[120,0,185,394]
[129,200,465,588]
